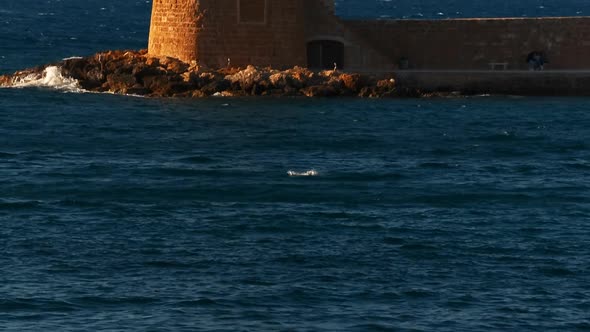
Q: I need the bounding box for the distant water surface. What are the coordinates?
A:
[342,0,590,19]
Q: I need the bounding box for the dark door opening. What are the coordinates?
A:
[307,40,344,70]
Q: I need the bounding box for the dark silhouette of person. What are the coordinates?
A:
[527,51,547,70]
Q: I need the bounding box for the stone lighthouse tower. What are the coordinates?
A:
[148,0,309,68]
[148,0,200,63]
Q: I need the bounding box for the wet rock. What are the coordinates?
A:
[126,84,151,96]
[0,74,12,87]
[201,79,231,96]
[283,86,300,96]
[133,65,163,86]
[301,85,339,97]
[141,75,175,96]
[358,86,374,98]
[191,90,207,98]
[106,73,136,93]
[61,58,90,79]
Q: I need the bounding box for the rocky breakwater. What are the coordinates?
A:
[0,50,412,98]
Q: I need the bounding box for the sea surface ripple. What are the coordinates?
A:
[1,90,590,330]
[2,0,590,330]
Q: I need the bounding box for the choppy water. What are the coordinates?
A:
[2,1,590,331]
[2,90,590,331]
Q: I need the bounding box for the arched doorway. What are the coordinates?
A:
[307,40,344,70]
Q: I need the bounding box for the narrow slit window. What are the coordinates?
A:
[238,0,267,24]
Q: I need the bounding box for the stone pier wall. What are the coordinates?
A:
[345,17,590,70]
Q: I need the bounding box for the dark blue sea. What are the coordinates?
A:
[2,1,590,331]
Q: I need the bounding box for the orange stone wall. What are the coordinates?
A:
[195,0,306,68]
[345,17,590,70]
[148,0,200,63]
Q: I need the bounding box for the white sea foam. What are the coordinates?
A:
[287,169,319,177]
[62,56,84,61]
[10,66,83,93]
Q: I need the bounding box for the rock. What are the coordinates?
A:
[358,86,374,98]
[269,71,307,90]
[126,84,151,96]
[181,70,198,84]
[340,73,363,92]
[198,72,217,86]
[201,79,231,96]
[106,73,136,93]
[283,86,300,96]
[61,58,90,79]
[375,78,397,96]
[0,75,11,87]
[286,66,314,88]
[211,91,237,97]
[225,65,263,93]
[145,57,160,67]
[249,82,263,96]
[191,90,207,98]
[83,68,105,89]
[160,56,188,73]
[377,78,396,89]
[0,49,408,98]
[220,91,236,97]
[269,72,287,88]
[141,75,171,96]
[326,75,344,90]
[319,70,337,78]
[301,85,339,97]
[133,65,163,85]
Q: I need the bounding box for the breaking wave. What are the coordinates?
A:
[8,66,84,93]
[287,169,319,177]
